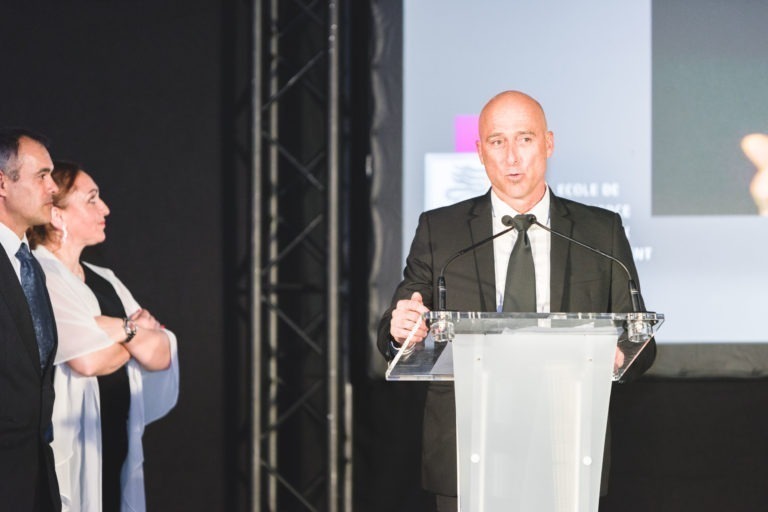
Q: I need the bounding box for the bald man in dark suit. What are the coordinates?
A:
[378,91,656,511]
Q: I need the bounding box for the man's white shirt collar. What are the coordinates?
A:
[490,186,551,227]
[0,221,29,282]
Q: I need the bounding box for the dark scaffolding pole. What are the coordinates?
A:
[223,0,350,511]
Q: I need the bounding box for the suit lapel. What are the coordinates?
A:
[549,192,572,313]
[467,193,496,312]
[0,251,42,370]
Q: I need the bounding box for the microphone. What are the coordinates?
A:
[505,214,654,344]
[437,222,517,311]
[504,214,643,312]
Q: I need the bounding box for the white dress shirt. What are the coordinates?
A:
[490,187,552,313]
[0,221,27,282]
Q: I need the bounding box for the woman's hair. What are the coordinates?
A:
[27,160,83,249]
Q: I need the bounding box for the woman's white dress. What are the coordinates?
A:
[35,246,179,512]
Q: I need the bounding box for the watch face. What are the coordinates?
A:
[123,318,137,341]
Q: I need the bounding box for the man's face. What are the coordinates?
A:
[476,92,554,212]
[0,137,58,235]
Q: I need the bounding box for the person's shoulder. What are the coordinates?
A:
[33,246,67,275]
[422,192,490,221]
[552,194,620,223]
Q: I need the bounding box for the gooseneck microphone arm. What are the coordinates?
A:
[437,224,517,311]
[505,214,643,312]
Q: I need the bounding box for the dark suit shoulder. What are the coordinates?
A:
[552,194,621,224]
[421,192,490,223]
[551,194,622,234]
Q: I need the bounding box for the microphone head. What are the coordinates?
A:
[502,214,537,230]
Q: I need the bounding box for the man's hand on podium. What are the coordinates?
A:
[390,291,430,347]
[614,347,626,375]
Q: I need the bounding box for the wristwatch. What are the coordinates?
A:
[123,317,138,343]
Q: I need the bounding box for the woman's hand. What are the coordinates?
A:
[121,308,172,371]
[92,311,170,371]
[130,308,161,330]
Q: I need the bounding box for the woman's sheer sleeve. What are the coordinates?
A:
[45,266,115,365]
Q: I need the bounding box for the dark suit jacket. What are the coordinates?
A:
[378,191,656,497]
[0,249,61,511]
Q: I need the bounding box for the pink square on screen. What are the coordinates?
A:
[454,115,479,152]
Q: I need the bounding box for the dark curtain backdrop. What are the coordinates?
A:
[2,2,225,510]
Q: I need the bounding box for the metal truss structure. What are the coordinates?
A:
[222,0,350,510]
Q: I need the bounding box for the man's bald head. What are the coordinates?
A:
[476,90,554,213]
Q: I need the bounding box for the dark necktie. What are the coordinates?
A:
[502,214,536,312]
[15,242,56,368]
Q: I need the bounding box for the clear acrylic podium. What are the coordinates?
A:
[386,312,663,512]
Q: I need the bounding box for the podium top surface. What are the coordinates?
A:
[424,311,662,327]
[385,311,663,382]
